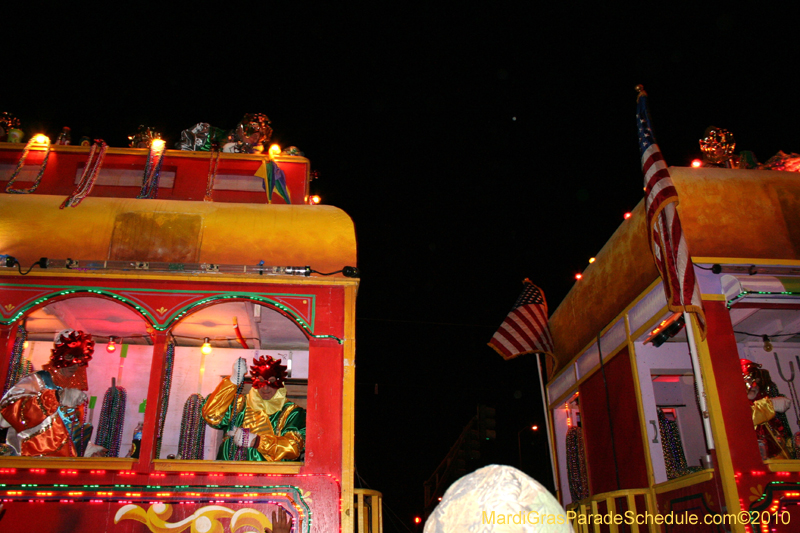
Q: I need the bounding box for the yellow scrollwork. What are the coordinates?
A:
[115,503,272,533]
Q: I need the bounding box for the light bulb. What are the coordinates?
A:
[268,144,282,157]
[106,337,116,353]
[763,335,773,352]
[151,138,165,151]
[201,338,212,355]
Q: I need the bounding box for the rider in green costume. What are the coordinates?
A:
[202,355,305,461]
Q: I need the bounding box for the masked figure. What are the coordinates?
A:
[741,359,795,460]
[0,330,106,457]
[202,355,305,461]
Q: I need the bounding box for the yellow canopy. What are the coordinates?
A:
[0,195,356,273]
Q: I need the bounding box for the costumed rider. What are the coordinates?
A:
[742,359,795,459]
[0,330,106,457]
[202,355,305,461]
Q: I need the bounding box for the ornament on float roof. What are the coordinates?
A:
[0,112,23,143]
[699,126,736,165]
[222,113,272,154]
[55,127,72,146]
[282,146,304,156]
[176,122,227,152]
[128,125,162,148]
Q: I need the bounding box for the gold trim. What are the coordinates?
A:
[0,142,310,165]
[764,459,800,472]
[689,314,745,533]
[0,270,360,287]
[341,284,357,533]
[652,468,715,494]
[625,314,656,489]
[629,305,671,342]
[0,457,135,470]
[152,459,302,474]
[701,294,727,301]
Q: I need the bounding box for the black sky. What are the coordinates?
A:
[6,3,800,530]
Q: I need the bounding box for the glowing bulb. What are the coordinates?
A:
[588,257,596,264]
[532,425,538,431]
[151,138,165,151]
[268,144,282,157]
[310,195,321,205]
[106,337,116,353]
[691,159,703,168]
[33,134,50,145]
[201,338,212,355]
[575,273,583,280]
[23,340,29,349]
[763,335,773,352]
[624,212,632,220]
[414,517,421,524]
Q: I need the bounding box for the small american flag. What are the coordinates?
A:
[636,87,705,336]
[488,279,554,360]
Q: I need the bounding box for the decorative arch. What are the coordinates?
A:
[0,287,157,329]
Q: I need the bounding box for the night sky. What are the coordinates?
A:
[6,3,800,530]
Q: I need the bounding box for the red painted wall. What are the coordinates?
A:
[579,347,649,495]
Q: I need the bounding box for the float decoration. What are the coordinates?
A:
[565,425,589,501]
[223,113,272,154]
[115,503,273,533]
[4,134,52,194]
[699,126,736,166]
[155,340,175,458]
[60,139,109,208]
[137,135,166,199]
[1,325,30,396]
[175,122,227,152]
[657,408,701,480]
[95,380,127,457]
[0,111,21,142]
[178,393,206,460]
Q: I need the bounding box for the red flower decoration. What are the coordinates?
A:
[50,330,95,368]
[249,355,288,389]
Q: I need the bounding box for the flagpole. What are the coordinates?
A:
[683,311,715,464]
[536,352,560,496]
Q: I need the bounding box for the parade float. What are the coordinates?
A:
[542,97,800,532]
[0,116,381,533]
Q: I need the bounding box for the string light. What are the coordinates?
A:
[588,257,596,264]
[106,337,117,353]
[691,159,703,168]
[763,335,773,352]
[623,212,632,220]
[201,338,212,355]
[575,273,582,280]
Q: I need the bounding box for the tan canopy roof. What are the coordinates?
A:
[548,167,800,369]
[0,195,356,273]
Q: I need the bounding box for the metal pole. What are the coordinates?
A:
[536,353,560,494]
[683,312,715,464]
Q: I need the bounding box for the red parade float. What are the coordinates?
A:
[543,163,800,532]
[0,136,380,533]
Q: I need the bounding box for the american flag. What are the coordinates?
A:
[488,279,554,360]
[637,87,705,336]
